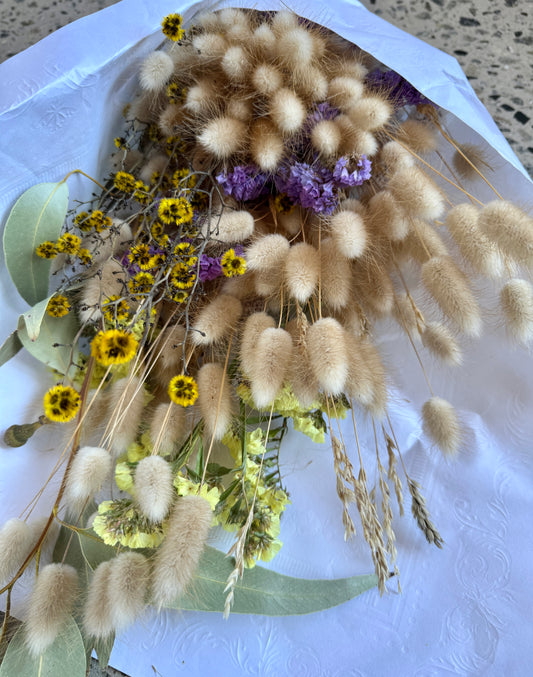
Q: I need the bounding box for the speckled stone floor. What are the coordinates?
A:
[1,1,532,675]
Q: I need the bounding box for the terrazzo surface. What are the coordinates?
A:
[0,1,532,676]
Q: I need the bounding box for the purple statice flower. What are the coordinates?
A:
[332,155,372,188]
[365,69,433,108]
[275,161,338,215]
[198,254,223,282]
[216,165,270,202]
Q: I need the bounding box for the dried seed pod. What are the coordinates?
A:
[0,518,34,586]
[478,200,533,267]
[421,257,482,336]
[149,402,187,454]
[63,446,112,514]
[83,560,114,639]
[197,362,234,440]
[329,210,367,259]
[422,397,461,455]
[135,455,174,523]
[270,88,306,135]
[240,312,277,376]
[320,238,352,311]
[25,563,78,656]
[397,120,439,154]
[250,119,285,171]
[306,317,348,395]
[248,328,293,408]
[191,295,242,345]
[139,51,174,92]
[151,496,213,608]
[421,322,463,366]
[500,279,533,343]
[284,242,320,302]
[106,377,145,457]
[211,209,255,243]
[389,166,445,221]
[108,552,149,632]
[197,117,248,159]
[245,234,291,271]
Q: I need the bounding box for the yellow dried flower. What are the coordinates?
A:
[56,233,81,255]
[90,329,138,367]
[43,384,80,423]
[113,171,136,193]
[162,13,185,42]
[221,249,247,277]
[77,248,92,265]
[46,294,71,318]
[158,197,193,225]
[35,241,57,259]
[168,374,198,407]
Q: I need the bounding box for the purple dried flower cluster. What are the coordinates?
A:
[365,69,432,108]
[216,165,269,202]
[198,245,244,283]
[275,155,372,215]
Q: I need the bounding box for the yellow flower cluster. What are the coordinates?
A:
[90,329,138,367]
[168,374,198,407]
[46,294,71,318]
[113,171,136,193]
[161,13,185,42]
[43,384,80,423]
[158,197,193,225]
[221,249,247,278]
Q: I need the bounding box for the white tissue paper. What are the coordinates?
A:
[1,1,532,675]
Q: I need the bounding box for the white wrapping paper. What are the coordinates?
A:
[1,1,532,675]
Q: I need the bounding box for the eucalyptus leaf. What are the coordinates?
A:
[0,330,22,368]
[172,546,379,616]
[19,295,55,342]
[2,181,69,307]
[17,310,79,375]
[0,615,86,677]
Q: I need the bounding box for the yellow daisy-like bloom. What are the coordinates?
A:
[46,294,71,318]
[151,222,164,240]
[128,243,153,270]
[148,251,167,268]
[168,374,198,407]
[90,329,138,367]
[169,263,196,289]
[162,13,185,41]
[173,241,196,265]
[274,193,295,215]
[172,168,196,190]
[114,136,127,150]
[158,197,193,226]
[74,211,90,230]
[134,180,150,204]
[221,249,247,277]
[56,233,81,255]
[35,241,57,259]
[43,384,80,423]
[113,170,136,193]
[128,271,155,295]
[171,290,189,303]
[103,295,130,323]
[166,82,186,104]
[77,248,93,265]
[94,214,113,233]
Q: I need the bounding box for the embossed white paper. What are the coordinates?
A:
[0,1,532,675]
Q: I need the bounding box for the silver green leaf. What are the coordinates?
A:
[2,181,69,306]
[17,310,79,375]
[0,330,22,368]
[0,615,86,677]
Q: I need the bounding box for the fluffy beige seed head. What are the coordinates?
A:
[292,66,329,102]
[270,88,306,135]
[246,234,290,272]
[344,335,377,409]
[397,120,439,154]
[284,242,320,302]
[306,318,348,395]
[226,97,253,122]
[250,119,284,171]
[328,77,364,111]
[320,238,352,310]
[154,324,186,384]
[211,210,255,243]
[63,446,112,514]
[271,10,299,35]
[197,362,234,441]
[135,456,174,523]
[149,402,187,454]
[329,210,367,259]
[151,495,213,608]
[359,340,388,417]
[422,322,463,366]
[311,119,342,157]
[288,344,319,408]
[108,552,149,633]
[349,97,392,132]
[389,167,445,221]
[403,220,448,264]
[500,279,533,343]
[240,312,276,376]
[221,45,250,82]
[422,397,461,455]
[106,376,145,457]
[368,190,410,241]
[83,560,114,639]
[158,103,185,136]
[198,117,248,159]
[139,153,168,185]
[191,295,242,345]
[248,328,293,408]
[478,201,533,267]
[25,563,78,656]
[352,258,394,317]
[446,203,504,278]
[278,207,302,236]
[192,32,227,58]
[0,518,34,585]
[252,24,276,57]
[79,258,127,324]
[394,293,421,339]
[452,143,492,180]
[252,63,283,96]
[277,27,316,69]
[185,80,219,116]
[139,51,174,92]
[421,257,482,336]
[380,140,415,174]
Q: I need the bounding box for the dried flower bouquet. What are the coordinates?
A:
[1,6,532,674]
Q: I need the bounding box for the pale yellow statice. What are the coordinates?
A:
[115,462,135,494]
[221,426,266,463]
[92,500,164,548]
[173,473,220,511]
